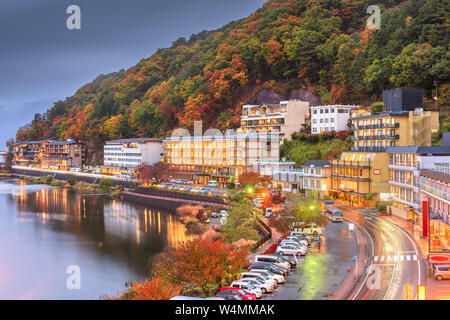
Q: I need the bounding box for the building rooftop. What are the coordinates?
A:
[302,160,331,168]
[386,146,450,155]
[106,138,163,144]
[420,169,450,185]
[310,105,359,109]
[349,111,410,121]
[47,140,78,146]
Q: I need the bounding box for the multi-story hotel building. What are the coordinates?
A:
[13,141,47,166]
[237,100,310,140]
[310,105,358,134]
[40,140,82,170]
[272,168,303,193]
[387,146,450,219]
[102,138,163,175]
[163,133,280,185]
[329,88,439,206]
[420,167,450,254]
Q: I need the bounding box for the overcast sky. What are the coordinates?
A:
[0,0,266,149]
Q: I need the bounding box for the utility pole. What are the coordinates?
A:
[433,81,438,109]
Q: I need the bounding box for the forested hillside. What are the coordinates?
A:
[16,0,449,164]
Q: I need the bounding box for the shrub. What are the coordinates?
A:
[129,182,138,189]
[67,174,77,186]
[99,178,113,193]
[365,193,374,200]
[45,175,53,184]
[114,185,121,190]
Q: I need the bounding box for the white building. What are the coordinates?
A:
[102,138,163,174]
[310,105,359,134]
[387,146,450,219]
[238,100,310,140]
[252,160,296,177]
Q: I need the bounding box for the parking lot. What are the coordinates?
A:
[261,221,357,300]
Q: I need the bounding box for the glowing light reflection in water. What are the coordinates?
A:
[0,178,194,299]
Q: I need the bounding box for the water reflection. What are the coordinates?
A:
[0,178,194,299]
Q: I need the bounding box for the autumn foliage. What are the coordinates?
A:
[118,278,181,300]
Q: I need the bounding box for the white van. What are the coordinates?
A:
[265,207,272,218]
[253,255,290,269]
[434,265,450,280]
[69,167,81,173]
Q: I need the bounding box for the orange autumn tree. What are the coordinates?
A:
[171,238,250,296]
[119,278,181,300]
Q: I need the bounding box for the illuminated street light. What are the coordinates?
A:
[321,184,327,192]
[247,187,253,194]
[340,184,345,189]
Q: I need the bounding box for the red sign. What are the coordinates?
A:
[422,199,428,238]
[429,254,450,264]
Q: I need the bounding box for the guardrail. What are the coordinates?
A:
[253,218,272,251]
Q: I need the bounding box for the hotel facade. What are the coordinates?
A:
[13,139,82,170]
[329,88,439,206]
[387,146,450,219]
[102,138,163,175]
[163,133,280,185]
[237,100,310,140]
[310,105,358,134]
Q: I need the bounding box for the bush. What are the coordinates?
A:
[365,193,374,200]
[67,174,77,186]
[129,182,138,189]
[99,178,113,193]
[45,175,53,184]
[114,185,121,190]
[377,201,389,212]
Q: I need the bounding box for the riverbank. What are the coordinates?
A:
[17,174,121,197]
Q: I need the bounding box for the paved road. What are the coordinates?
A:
[262,220,357,300]
[336,205,427,300]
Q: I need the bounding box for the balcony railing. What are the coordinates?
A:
[351,123,399,130]
[422,184,450,202]
[350,146,386,152]
[352,135,399,141]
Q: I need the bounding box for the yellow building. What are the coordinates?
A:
[330,108,439,206]
[163,133,279,185]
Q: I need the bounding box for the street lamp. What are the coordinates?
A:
[433,81,438,109]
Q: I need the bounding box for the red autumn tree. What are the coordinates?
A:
[119,278,181,300]
[171,238,250,296]
[135,162,168,185]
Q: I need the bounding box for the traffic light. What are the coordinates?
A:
[417,285,426,300]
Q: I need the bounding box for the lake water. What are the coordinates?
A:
[0,178,193,299]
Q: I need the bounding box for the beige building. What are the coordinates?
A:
[237,100,310,140]
[330,107,439,206]
[163,133,280,185]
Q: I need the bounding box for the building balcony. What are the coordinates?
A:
[391,195,420,209]
[331,160,371,169]
[422,184,450,203]
[351,123,399,130]
[352,135,399,141]
[389,180,420,192]
[330,174,371,182]
[350,146,386,152]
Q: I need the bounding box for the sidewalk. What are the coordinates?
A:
[378,214,450,300]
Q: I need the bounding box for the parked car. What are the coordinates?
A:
[214,293,244,300]
[434,265,450,280]
[254,255,290,269]
[219,217,227,226]
[300,224,321,236]
[249,262,289,276]
[276,255,297,268]
[237,278,273,294]
[211,212,219,218]
[229,282,262,299]
[207,180,218,187]
[248,269,286,284]
[218,287,256,300]
[276,244,307,256]
[285,236,309,247]
[239,272,276,289]
[220,210,228,217]
[170,296,207,300]
[281,239,308,248]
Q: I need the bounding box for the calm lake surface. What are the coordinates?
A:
[0,178,193,299]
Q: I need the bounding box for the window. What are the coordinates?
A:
[325,118,329,123]
[313,119,317,124]
[313,128,317,132]
[313,110,317,114]
[373,169,381,175]
[320,109,324,114]
[320,119,324,123]
[325,109,329,113]
[330,118,334,123]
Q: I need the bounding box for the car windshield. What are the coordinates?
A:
[238,290,247,295]
[245,283,256,290]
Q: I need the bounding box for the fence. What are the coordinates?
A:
[253,218,272,251]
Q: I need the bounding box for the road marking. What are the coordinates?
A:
[400,255,404,261]
[374,256,378,262]
[413,255,418,261]
[387,256,391,262]
[381,256,385,262]
[394,256,398,261]
[373,255,418,263]
[407,255,411,261]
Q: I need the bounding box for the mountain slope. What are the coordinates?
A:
[16,0,450,164]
